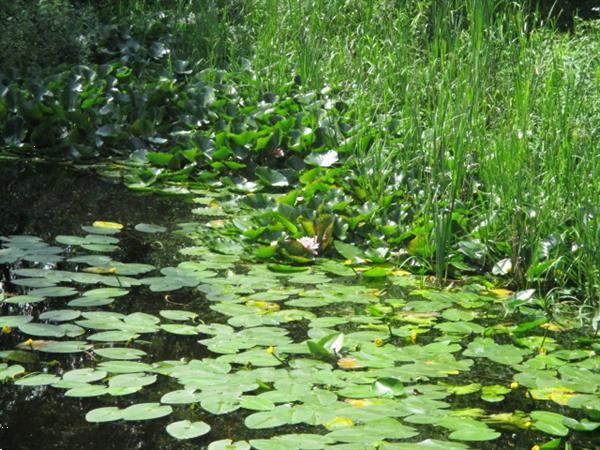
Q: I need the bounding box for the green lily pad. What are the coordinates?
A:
[86,407,123,423]
[135,223,167,233]
[93,347,147,360]
[121,403,172,421]
[166,420,211,440]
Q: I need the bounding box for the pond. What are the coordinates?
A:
[1,161,598,450]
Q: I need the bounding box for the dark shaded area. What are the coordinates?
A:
[0,160,201,450]
[0,160,186,240]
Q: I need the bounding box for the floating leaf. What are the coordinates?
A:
[135,223,167,233]
[166,420,211,440]
[121,403,172,421]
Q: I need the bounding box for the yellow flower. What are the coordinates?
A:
[538,347,548,355]
[24,338,34,346]
[266,346,275,354]
[410,329,418,344]
[374,338,384,347]
[531,445,540,450]
[2,325,12,334]
[510,381,519,389]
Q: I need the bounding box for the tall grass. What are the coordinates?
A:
[233,0,599,303]
[107,1,599,304]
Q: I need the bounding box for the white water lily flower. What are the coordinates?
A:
[297,236,319,254]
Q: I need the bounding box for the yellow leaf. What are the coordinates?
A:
[489,288,513,297]
[92,221,124,229]
[391,268,411,276]
[530,386,575,405]
[337,357,364,370]
[17,339,57,350]
[540,323,566,332]
[82,266,118,274]
[323,416,353,430]
[246,300,280,312]
[345,399,371,408]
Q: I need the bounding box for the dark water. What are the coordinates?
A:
[0,160,199,450]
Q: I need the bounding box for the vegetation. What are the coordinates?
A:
[0,1,599,448]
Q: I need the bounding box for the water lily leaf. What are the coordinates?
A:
[65,385,109,398]
[68,297,114,307]
[0,364,25,380]
[240,395,276,411]
[87,331,140,342]
[492,258,512,275]
[317,260,355,277]
[245,405,293,429]
[19,323,66,338]
[92,221,123,230]
[448,428,500,441]
[84,288,129,297]
[334,241,365,263]
[0,315,33,327]
[160,324,199,335]
[109,373,156,388]
[121,403,172,421]
[379,439,469,449]
[93,347,146,360]
[166,420,211,440]
[15,373,60,386]
[480,385,510,402]
[374,378,405,397]
[63,368,107,383]
[304,150,338,167]
[207,440,250,450]
[255,167,289,187]
[2,295,46,304]
[530,411,570,436]
[39,309,81,322]
[200,392,240,415]
[159,310,198,321]
[362,267,388,278]
[97,361,152,373]
[463,337,529,365]
[29,287,77,297]
[268,264,309,273]
[438,417,500,441]
[135,223,167,233]
[161,389,203,404]
[86,406,123,423]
